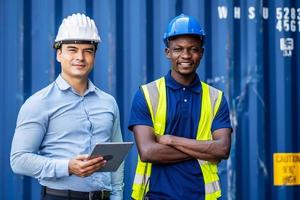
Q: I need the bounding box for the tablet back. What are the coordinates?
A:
[90,142,134,172]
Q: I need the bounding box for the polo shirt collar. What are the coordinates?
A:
[55,74,96,94]
[165,70,202,93]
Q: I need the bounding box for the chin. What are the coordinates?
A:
[70,73,88,78]
[71,70,89,75]
[178,70,195,75]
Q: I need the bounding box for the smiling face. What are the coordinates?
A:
[165,35,204,84]
[56,43,96,82]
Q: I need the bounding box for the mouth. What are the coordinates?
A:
[178,62,193,67]
[72,64,86,68]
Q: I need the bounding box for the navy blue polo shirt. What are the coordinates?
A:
[128,71,232,200]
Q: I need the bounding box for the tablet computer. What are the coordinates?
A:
[89,142,134,172]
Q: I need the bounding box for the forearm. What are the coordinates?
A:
[159,134,230,161]
[176,138,228,159]
[10,152,69,179]
[174,144,221,163]
[133,125,191,164]
[138,141,191,164]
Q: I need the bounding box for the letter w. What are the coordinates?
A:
[218,6,228,19]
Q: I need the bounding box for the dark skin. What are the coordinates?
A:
[133,35,232,164]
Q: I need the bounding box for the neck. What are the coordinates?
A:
[171,70,196,86]
[61,74,88,96]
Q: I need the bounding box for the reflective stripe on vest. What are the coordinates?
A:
[132,77,223,200]
[132,78,167,200]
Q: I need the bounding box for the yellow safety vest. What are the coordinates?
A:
[132,77,223,200]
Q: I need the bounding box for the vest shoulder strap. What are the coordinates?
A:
[141,80,159,119]
[141,77,167,135]
[201,82,223,117]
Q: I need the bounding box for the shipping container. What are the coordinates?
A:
[0,0,299,200]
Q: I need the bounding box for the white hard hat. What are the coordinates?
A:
[54,13,101,46]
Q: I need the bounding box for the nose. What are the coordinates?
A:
[75,50,84,61]
[181,49,192,59]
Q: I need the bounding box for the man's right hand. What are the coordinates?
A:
[68,155,106,177]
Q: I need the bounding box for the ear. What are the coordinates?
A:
[56,49,62,63]
[165,47,171,59]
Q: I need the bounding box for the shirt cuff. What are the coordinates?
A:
[55,159,69,178]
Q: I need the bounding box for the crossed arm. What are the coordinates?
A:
[133,125,232,164]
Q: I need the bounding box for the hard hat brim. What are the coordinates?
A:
[53,40,99,49]
[164,34,205,46]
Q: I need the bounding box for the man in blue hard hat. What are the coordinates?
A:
[128,14,232,200]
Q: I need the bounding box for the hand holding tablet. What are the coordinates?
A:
[89,142,134,172]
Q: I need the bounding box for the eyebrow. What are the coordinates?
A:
[66,46,78,49]
[84,47,95,51]
[171,44,201,48]
[66,46,95,51]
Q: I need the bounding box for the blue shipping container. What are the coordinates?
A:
[0,0,299,200]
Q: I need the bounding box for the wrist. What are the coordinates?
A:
[56,159,70,177]
[170,135,181,146]
[168,135,175,146]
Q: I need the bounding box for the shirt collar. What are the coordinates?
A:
[165,70,202,93]
[55,74,96,94]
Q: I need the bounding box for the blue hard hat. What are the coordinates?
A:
[163,14,205,46]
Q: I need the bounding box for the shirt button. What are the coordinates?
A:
[183,88,186,91]
[184,99,187,102]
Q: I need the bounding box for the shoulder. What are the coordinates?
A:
[17,83,56,121]
[201,82,224,102]
[133,88,145,101]
[201,82,222,93]
[141,76,165,88]
[94,87,116,101]
[128,88,153,130]
[94,87,119,111]
[22,82,56,109]
[132,76,166,106]
[201,82,224,107]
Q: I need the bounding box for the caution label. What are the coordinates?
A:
[274,153,300,186]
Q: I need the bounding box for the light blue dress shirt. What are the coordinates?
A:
[10,75,124,200]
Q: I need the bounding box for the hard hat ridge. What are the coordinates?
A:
[54,13,101,49]
[163,13,205,46]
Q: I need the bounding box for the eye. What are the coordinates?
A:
[85,49,95,54]
[190,47,201,53]
[172,47,182,53]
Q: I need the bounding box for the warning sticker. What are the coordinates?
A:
[274,153,300,186]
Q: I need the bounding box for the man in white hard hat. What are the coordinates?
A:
[10,13,124,200]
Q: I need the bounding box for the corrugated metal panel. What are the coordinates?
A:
[1,0,299,200]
